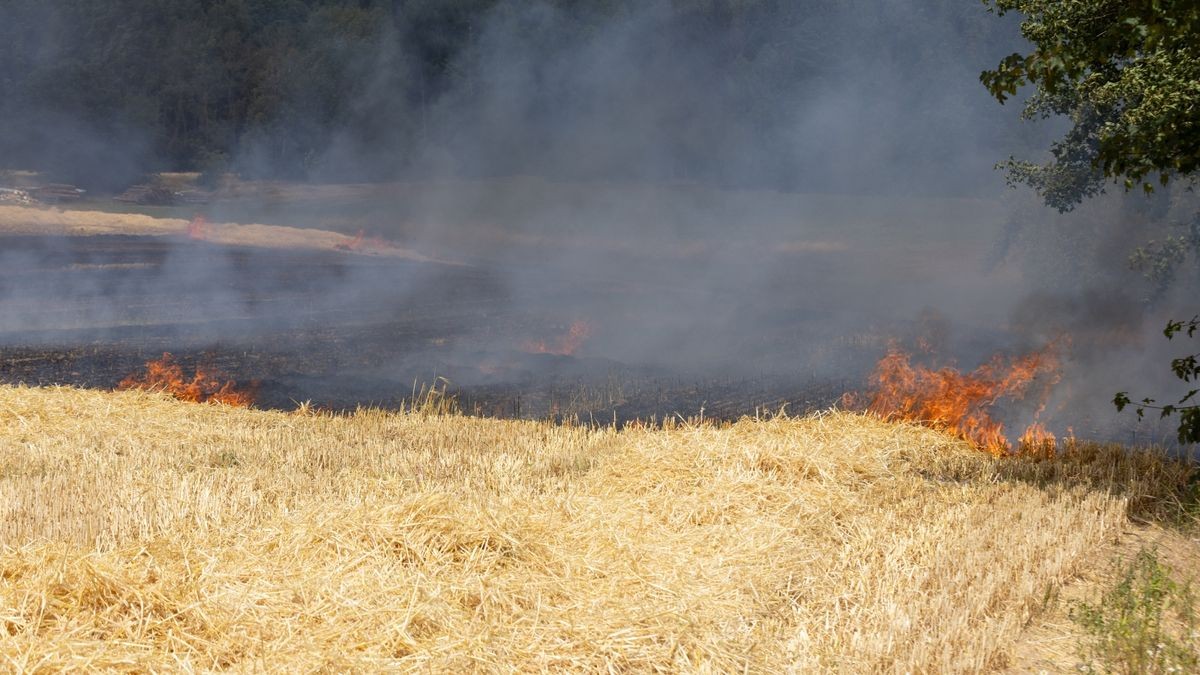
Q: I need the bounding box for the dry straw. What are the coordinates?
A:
[0,384,1193,671]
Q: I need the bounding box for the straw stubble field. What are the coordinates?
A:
[0,384,1193,671]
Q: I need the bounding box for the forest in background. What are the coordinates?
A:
[0,0,1038,192]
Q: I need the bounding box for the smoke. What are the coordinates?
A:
[308,0,1029,193]
[1,0,1197,444]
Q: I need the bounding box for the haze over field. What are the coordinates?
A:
[0,1,1196,445]
[2,3,1200,672]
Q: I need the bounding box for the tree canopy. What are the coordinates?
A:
[981,0,1200,210]
[982,0,1200,444]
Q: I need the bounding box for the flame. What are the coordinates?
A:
[847,341,1063,456]
[118,353,257,407]
[337,229,391,253]
[522,320,593,356]
[1018,422,1056,457]
[187,215,209,240]
[345,229,365,250]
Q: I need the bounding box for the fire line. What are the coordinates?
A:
[118,353,257,407]
[845,341,1064,456]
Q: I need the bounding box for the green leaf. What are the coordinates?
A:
[1114,392,1131,411]
[1171,355,1199,382]
[1178,408,1200,444]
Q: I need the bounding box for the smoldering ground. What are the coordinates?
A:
[1,1,1195,444]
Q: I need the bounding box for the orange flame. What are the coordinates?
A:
[337,229,391,253]
[523,320,593,356]
[118,353,257,407]
[187,215,209,240]
[847,342,1063,456]
[1018,422,1057,457]
[344,229,365,250]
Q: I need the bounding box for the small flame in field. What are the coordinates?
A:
[523,320,593,356]
[187,215,209,240]
[1019,422,1056,456]
[336,229,391,253]
[118,353,257,406]
[344,229,365,250]
[846,341,1063,456]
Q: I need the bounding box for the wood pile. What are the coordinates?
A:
[115,184,212,205]
[114,184,176,205]
[0,187,38,206]
[28,184,85,203]
[177,189,213,205]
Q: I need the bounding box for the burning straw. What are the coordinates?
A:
[118,352,257,407]
[522,319,593,356]
[845,341,1063,455]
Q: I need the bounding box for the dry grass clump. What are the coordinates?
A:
[0,385,1193,671]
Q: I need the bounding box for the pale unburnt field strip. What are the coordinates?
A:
[1,384,1193,671]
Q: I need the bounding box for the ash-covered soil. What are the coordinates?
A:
[0,234,863,422]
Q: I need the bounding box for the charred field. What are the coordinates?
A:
[0,183,1168,450]
[0,231,861,424]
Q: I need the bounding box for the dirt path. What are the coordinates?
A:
[1004,521,1200,672]
[0,205,444,263]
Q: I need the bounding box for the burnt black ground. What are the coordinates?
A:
[0,234,861,422]
[0,233,1176,445]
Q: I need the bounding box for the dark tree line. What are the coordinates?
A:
[1,0,398,185]
[0,0,1025,190]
